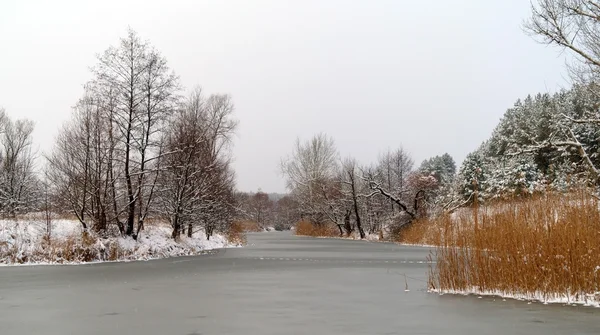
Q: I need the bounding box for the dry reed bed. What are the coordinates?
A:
[295,220,339,237]
[394,217,445,246]
[428,192,600,306]
[226,221,248,245]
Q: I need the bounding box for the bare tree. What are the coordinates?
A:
[249,191,273,228]
[349,147,418,235]
[280,138,432,238]
[376,148,414,211]
[526,0,600,84]
[361,150,426,234]
[134,48,180,236]
[0,111,37,217]
[93,29,146,235]
[92,29,180,237]
[200,165,236,240]
[48,91,117,232]
[158,88,237,240]
[341,157,365,238]
[281,133,340,226]
[272,195,298,230]
[47,30,240,243]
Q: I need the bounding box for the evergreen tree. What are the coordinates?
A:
[457,151,489,203]
[419,153,456,184]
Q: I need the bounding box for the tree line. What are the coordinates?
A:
[280,133,457,238]
[457,0,600,203]
[5,1,600,240]
[234,191,298,231]
[280,0,600,237]
[1,30,238,240]
[457,86,600,203]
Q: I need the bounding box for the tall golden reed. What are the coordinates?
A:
[428,191,600,303]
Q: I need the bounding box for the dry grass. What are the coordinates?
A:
[394,217,444,246]
[226,221,247,246]
[237,220,262,232]
[428,191,600,304]
[2,232,113,264]
[295,220,339,237]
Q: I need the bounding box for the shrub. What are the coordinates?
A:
[226,221,247,245]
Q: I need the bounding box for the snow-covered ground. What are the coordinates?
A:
[0,218,239,265]
[298,231,383,242]
[431,288,600,308]
[398,242,438,248]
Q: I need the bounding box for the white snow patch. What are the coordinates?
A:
[296,231,438,248]
[0,218,239,266]
[398,242,438,248]
[432,288,600,308]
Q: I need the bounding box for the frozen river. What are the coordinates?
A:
[1,231,599,335]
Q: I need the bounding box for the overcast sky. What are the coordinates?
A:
[0,0,568,193]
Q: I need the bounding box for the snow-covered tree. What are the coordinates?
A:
[457,84,600,202]
[525,1,600,188]
[485,157,545,199]
[419,153,456,184]
[158,88,237,240]
[457,150,489,203]
[0,109,38,217]
[281,133,341,226]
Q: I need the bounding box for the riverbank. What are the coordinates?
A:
[0,217,242,265]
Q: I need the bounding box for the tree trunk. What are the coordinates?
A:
[349,175,365,239]
[205,225,213,240]
[81,125,90,227]
[171,216,180,240]
[343,210,353,237]
[171,225,180,240]
[95,205,107,233]
[108,109,124,235]
[124,58,136,236]
[187,224,193,238]
[337,224,344,237]
[124,113,135,236]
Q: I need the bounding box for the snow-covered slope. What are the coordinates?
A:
[0,218,239,265]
